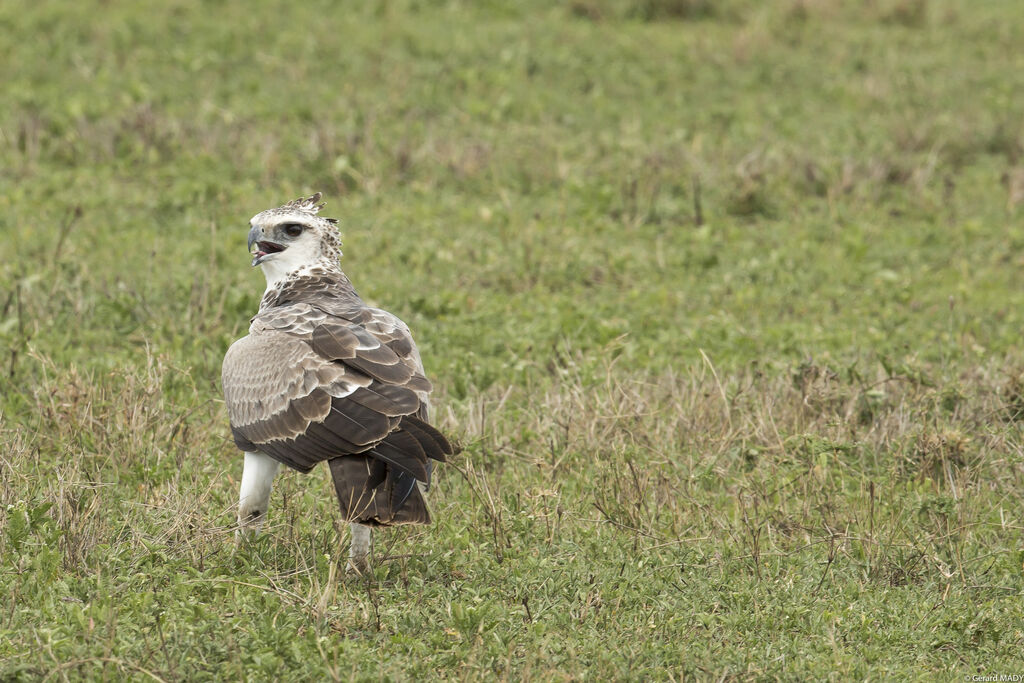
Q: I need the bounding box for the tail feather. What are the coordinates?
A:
[329,455,431,526]
[389,469,420,513]
[327,416,456,527]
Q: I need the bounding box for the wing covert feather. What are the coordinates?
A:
[222,302,445,480]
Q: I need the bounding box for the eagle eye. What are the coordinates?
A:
[282,223,304,238]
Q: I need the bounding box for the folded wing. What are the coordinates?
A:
[222,304,453,524]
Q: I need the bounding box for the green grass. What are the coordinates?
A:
[2,0,1024,678]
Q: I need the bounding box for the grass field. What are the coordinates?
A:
[2,0,1024,678]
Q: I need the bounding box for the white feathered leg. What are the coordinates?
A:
[236,451,281,539]
[348,523,372,573]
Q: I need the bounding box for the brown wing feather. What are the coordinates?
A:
[346,384,420,416]
[400,416,454,462]
[223,306,441,469]
[365,429,429,481]
[223,288,453,525]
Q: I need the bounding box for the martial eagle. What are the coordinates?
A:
[221,193,453,572]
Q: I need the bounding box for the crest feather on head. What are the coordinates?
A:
[282,192,338,224]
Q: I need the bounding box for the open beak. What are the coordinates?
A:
[248,226,284,266]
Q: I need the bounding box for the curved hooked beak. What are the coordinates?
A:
[248,225,286,267]
[247,225,261,254]
[247,226,264,267]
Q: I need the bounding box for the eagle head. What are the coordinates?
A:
[247,192,343,282]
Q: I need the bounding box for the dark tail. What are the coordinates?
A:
[328,416,454,527]
[328,455,431,526]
